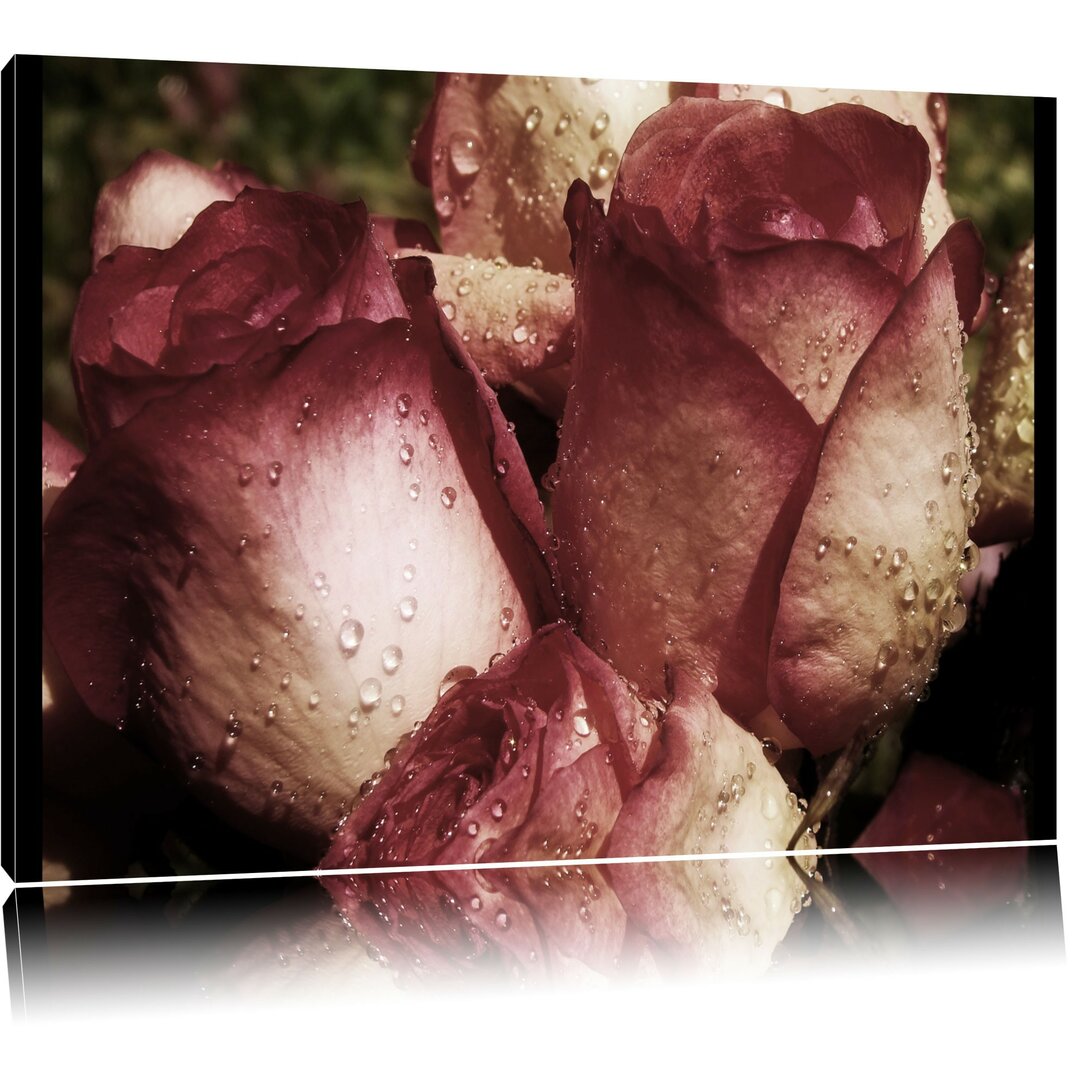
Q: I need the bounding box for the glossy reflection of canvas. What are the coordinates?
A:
[28,57,1046,991]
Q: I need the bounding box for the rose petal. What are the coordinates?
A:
[552,186,820,718]
[608,673,815,974]
[971,239,1035,545]
[704,241,904,424]
[372,214,439,254]
[768,223,985,754]
[412,73,678,274]
[423,252,574,385]
[715,86,953,254]
[91,150,266,266]
[855,752,1027,930]
[614,97,928,280]
[44,264,556,858]
[74,190,408,440]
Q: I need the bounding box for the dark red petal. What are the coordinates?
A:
[44,276,555,858]
[372,215,439,254]
[551,192,820,719]
[607,673,814,973]
[91,150,267,266]
[768,223,985,755]
[855,753,1027,930]
[73,190,407,441]
[41,422,83,495]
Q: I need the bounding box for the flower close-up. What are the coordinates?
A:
[32,58,1042,993]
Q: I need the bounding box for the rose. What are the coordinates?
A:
[73,174,410,441]
[321,625,815,978]
[43,248,558,858]
[549,97,985,756]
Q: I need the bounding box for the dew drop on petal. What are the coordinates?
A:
[572,709,592,737]
[390,695,405,716]
[439,665,478,697]
[399,596,418,621]
[440,487,457,509]
[381,645,403,674]
[338,618,364,657]
[395,394,412,418]
[359,678,383,710]
[238,463,255,486]
[267,461,284,486]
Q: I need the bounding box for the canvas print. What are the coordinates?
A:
[27,59,1045,994]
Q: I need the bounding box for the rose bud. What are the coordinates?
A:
[321,624,654,977]
[711,86,955,254]
[608,673,816,976]
[969,239,1035,545]
[854,753,1027,932]
[552,98,985,756]
[90,149,267,267]
[73,186,410,441]
[43,258,557,860]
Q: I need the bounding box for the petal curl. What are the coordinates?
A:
[423,253,574,385]
[768,224,985,754]
[74,189,408,439]
[44,266,556,858]
[552,187,820,718]
[91,149,265,265]
[412,73,677,274]
[714,86,954,254]
[608,673,815,974]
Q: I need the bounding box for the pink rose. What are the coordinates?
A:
[550,97,985,756]
[74,174,409,440]
[321,626,815,977]
[43,253,557,858]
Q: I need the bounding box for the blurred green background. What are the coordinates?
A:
[41,58,1036,443]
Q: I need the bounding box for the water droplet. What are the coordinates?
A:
[491,800,506,820]
[511,324,529,344]
[761,738,782,765]
[280,672,292,690]
[399,443,414,466]
[440,487,457,509]
[873,544,887,566]
[875,641,899,672]
[439,665,477,697]
[267,461,284,486]
[818,367,831,388]
[408,482,421,501]
[523,106,543,133]
[381,645,403,674]
[591,111,610,137]
[271,780,283,796]
[815,536,831,560]
[925,578,944,602]
[960,539,981,574]
[226,713,243,739]
[499,607,514,630]
[495,910,510,930]
[942,598,968,633]
[844,536,858,555]
[238,463,255,486]
[435,192,456,223]
[266,703,278,721]
[399,596,418,621]
[250,653,262,671]
[448,130,485,178]
[572,709,591,737]
[943,530,958,554]
[555,112,571,134]
[390,695,405,716]
[763,87,792,108]
[901,580,920,606]
[794,383,809,402]
[395,393,412,418]
[359,678,382,710]
[941,451,960,483]
[495,457,510,477]
[891,548,908,572]
[308,691,321,709]
[924,499,939,522]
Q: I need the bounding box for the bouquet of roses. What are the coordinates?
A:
[41,73,1035,980]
